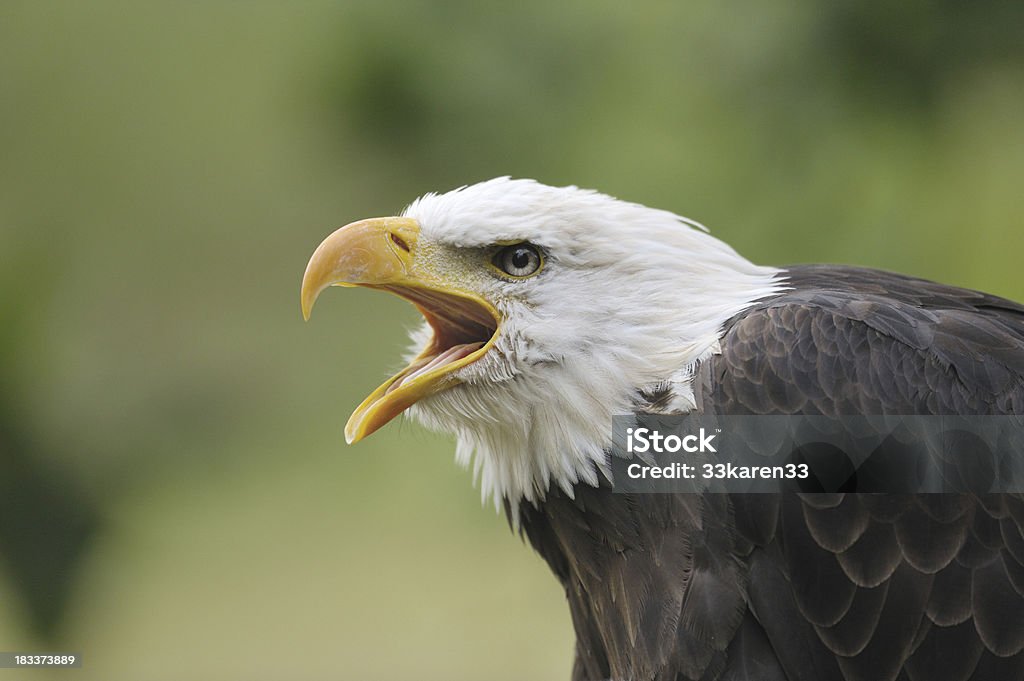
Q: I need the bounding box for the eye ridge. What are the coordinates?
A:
[493,243,543,279]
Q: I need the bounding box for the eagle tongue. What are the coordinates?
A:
[393,341,485,391]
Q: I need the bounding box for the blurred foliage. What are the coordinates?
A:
[0,1,1022,679]
[0,250,100,639]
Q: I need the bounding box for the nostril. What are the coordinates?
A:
[389,232,411,253]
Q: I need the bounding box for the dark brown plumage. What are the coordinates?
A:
[517,266,1024,681]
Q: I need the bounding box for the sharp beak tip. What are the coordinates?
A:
[299,278,325,322]
[344,423,363,445]
[344,411,383,444]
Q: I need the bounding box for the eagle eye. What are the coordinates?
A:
[493,243,543,279]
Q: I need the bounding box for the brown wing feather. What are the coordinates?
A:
[709,266,1024,681]
[519,265,1024,681]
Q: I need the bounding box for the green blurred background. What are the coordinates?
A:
[1,1,1022,679]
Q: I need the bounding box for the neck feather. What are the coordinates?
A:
[410,219,787,513]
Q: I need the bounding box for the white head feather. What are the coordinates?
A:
[400,178,785,513]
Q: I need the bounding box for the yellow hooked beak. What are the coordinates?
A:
[301,217,500,443]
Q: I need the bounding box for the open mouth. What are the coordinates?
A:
[339,283,501,443]
[376,285,499,396]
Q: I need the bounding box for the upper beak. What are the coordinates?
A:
[301,217,499,443]
[301,216,421,321]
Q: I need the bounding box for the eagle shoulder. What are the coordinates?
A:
[703,264,1024,416]
[695,265,1024,681]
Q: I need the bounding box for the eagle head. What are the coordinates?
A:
[301,178,782,507]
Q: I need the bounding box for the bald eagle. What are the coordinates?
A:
[301,178,1024,681]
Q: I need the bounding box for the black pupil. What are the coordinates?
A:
[510,248,532,270]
